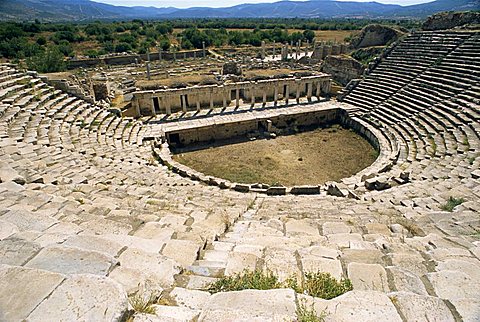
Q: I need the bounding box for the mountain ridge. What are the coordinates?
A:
[0,0,478,21]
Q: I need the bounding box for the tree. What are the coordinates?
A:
[26,46,66,73]
[303,30,315,42]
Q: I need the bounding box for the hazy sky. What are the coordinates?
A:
[94,0,433,9]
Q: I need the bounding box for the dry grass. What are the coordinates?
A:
[173,125,377,186]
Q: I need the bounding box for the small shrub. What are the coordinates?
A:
[207,269,352,300]
[301,272,353,300]
[297,299,326,322]
[129,293,156,314]
[441,197,465,212]
[207,269,281,293]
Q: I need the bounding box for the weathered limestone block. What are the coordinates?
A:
[1,209,58,232]
[25,245,117,276]
[285,219,319,236]
[27,274,127,322]
[162,239,201,267]
[135,305,200,322]
[326,233,363,248]
[322,222,352,235]
[389,291,455,322]
[449,298,480,322]
[347,263,389,292]
[170,287,211,310]
[0,220,18,240]
[386,266,428,295]
[117,247,181,288]
[300,290,402,322]
[225,252,259,276]
[134,223,175,241]
[0,265,65,321]
[198,289,296,321]
[436,259,480,280]
[0,237,41,266]
[63,234,124,257]
[426,270,480,301]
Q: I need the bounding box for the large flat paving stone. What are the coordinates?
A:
[117,247,181,288]
[426,270,480,301]
[386,266,428,295]
[0,237,41,266]
[347,263,389,292]
[0,220,18,240]
[27,274,127,322]
[0,209,58,232]
[390,291,455,322]
[304,290,402,322]
[0,265,65,321]
[198,289,296,321]
[25,245,117,276]
[134,305,200,322]
[449,298,480,322]
[161,239,200,267]
[170,287,211,310]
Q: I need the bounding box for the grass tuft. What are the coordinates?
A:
[207,269,352,300]
[207,269,281,293]
[297,299,326,322]
[440,197,465,212]
[128,293,156,315]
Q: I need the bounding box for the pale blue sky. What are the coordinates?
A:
[94,0,433,9]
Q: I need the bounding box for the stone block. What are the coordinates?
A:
[170,287,211,310]
[0,265,65,321]
[347,262,389,292]
[25,245,116,276]
[162,239,200,267]
[390,291,454,322]
[27,275,127,321]
[198,289,296,321]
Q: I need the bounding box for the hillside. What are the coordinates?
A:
[0,0,478,21]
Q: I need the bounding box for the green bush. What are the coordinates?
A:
[440,197,465,212]
[207,269,352,300]
[26,46,66,73]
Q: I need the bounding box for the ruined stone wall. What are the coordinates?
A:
[132,75,332,117]
[67,49,207,69]
[321,55,365,86]
[166,108,341,147]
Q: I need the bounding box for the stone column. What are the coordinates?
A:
[296,41,300,60]
[296,82,300,103]
[316,82,321,98]
[202,41,206,58]
[274,83,278,106]
[151,97,156,116]
[158,48,162,61]
[290,41,294,58]
[272,42,276,58]
[235,88,240,108]
[222,90,227,108]
[173,51,176,61]
[181,95,187,112]
[184,52,187,59]
[262,87,267,106]
[194,51,197,59]
[307,82,312,102]
[251,89,255,108]
[165,99,172,115]
[146,62,151,80]
[147,50,151,62]
[285,84,289,105]
[210,92,214,109]
[196,94,201,111]
[261,41,266,60]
